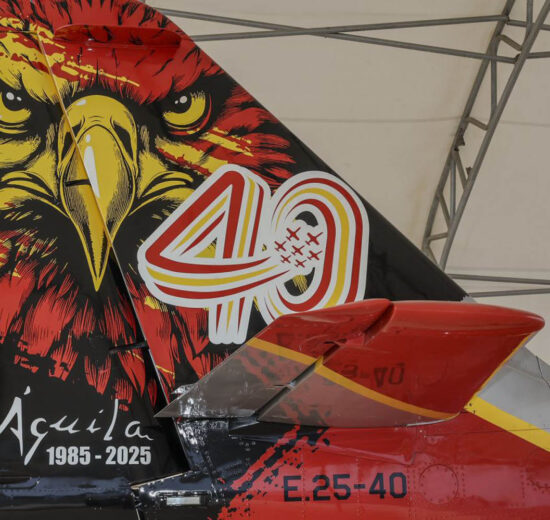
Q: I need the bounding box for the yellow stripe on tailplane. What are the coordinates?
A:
[248,337,455,421]
[247,337,317,366]
[314,363,454,421]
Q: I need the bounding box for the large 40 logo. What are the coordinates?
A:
[138,165,369,344]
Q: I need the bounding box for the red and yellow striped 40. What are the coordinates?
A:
[138,165,369,345]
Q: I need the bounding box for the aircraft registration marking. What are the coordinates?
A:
[283,472,407,502]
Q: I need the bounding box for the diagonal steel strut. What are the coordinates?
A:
[158,8,516,62]
[422,0,550,269]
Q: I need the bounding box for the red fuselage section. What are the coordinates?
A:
[219,412,550,519]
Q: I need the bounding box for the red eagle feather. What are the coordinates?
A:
[0,0,296,408]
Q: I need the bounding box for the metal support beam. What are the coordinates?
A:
[451,273,550,297]
[470,288,550,297]
[450,273,550,285]
[422,0,550,269]
[188,15,507,40]
[159,8,515,62]
[505,18,550,30]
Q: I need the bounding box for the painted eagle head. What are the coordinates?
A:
[0,0,295,403]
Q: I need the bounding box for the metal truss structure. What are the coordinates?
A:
[421,0,549,268]
[151,2,550,297]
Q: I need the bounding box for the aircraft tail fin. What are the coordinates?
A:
[41,6,467,394]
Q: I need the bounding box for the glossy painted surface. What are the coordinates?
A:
[160,299,543,427]
[224,412,550,520]
[0,2,547,519]
[131,411,550,520]
[0,0,462,488]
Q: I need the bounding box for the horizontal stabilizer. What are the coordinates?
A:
[157,300,543,427]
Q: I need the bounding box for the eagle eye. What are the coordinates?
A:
[0,89,32,134]
[161,91,210,134]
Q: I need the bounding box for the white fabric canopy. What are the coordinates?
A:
[150,0,550,361]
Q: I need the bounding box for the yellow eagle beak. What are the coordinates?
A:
[58,95,138,290]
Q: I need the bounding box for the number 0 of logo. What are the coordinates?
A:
[138,165,369,344]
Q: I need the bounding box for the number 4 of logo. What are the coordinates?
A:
[138,165,369,345]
